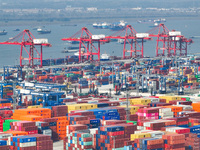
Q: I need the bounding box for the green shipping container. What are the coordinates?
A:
[3,119,19,132]
[126,120,137,125]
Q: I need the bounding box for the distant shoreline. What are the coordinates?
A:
[0,16,199,27]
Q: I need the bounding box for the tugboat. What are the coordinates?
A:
[37,28,51,34]
[13,29,20,31]
[0,30,7,35]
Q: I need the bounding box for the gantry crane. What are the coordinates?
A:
[147,23,193,57]
[106,25,151,59]
[0,29,51,68]
[62,27,108,63]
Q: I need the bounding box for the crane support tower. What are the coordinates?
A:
[62,27,108,63]
[147,24,193,57]
[106,25,151,59]
[0,29,51,68]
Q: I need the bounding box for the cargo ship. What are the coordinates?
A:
[100,53,110,61]
[0,30,7,35]
[137,18,166,24]
[102,22,110,29]
[190,36,200,39]
[109,20,127,31]
[149,22,159,28]
[37,28,51,34]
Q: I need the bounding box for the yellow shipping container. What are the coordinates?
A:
[119,105,139,114]
[130,133,151,140]
[159,96,181,103]
[129,98,151,105]
[28,105,42,109]
[67,103,97,113]
[187,74,195,78]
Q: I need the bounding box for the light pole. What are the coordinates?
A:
[112,51,114,85]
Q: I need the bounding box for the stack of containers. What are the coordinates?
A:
[134,138,164,149]
[36,122,51,136]
[119,105,139,115]
[52,105,68,117]
[129,98,151,105]
[163,127,190,134]
[8,135,37,150]
[161,105,183,117]
[162,134,185,150]
[67,104,97,113]
[0,117,2,132]
[0,140,9,150]
[29,134,53,150]
[68,116,90,126]
[99,76,109,85]
[1,86,13,99]
[185,133,200,150]
[168,117,189,127]
[142,121,165,130]
[0,110,13,120]
[40,118,58,141]
[66,132,93,150]
[96,125,136,150]
[130,132,151,141]
[192,102,200,112]
[189,118,200,127]
[55,117,69,140]
[3,119,19,132]
[189,125,200,138]
[12,108,51,121]
[66,124,89,137]
[90,119,100,128]
[78,78,88,89]
[10,121,38,135]
[101,108,121,120]
[68,110,96,120]
[187,74,197,84]
[196,74,200,83]
[0,99,12,108]
[159,107,174,119]
[136,108,159,121]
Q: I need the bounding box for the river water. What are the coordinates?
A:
[0,18,199,67]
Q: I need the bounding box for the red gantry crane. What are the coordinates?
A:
[106,25,151,59]
[0,29,51,68]
[62,27,108,63]
[147,23,193,57]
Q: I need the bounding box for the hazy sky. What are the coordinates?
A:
[0,0,199,9]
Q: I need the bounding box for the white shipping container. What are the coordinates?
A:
[134,130,153,134]
[20,89,31,94]
[92,34,105,40]
[136,33,149,38]
[149,131,165,138]
[160,111,174,116]
[24,82,34,87]
[172,37,180,41]
[143,121,156,127]
[159,108,171,113]
[169,31,181,36]
[43,129,52,136]
[0,133,12,139]
[33,39,48,44]
[19,142,36,147]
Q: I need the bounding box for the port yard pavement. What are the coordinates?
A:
[53,140,63,150]
[80,84,200,101]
